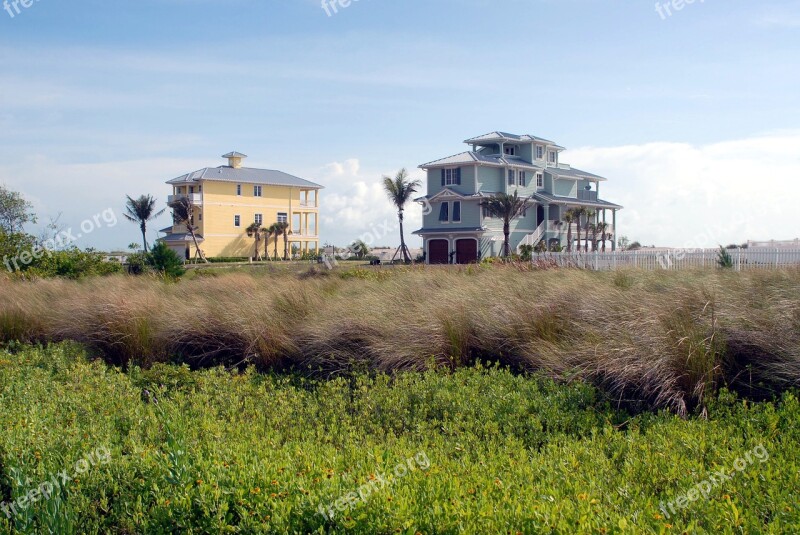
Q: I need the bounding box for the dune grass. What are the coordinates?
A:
[1,265,799,415]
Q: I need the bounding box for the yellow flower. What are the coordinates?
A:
[577,493,588,501]
[250,487,261,494]
[654,514,663,520]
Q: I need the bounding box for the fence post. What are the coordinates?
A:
[776,248,779,268]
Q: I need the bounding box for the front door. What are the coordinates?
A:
[428,239,449,264]
[456,239,478,264]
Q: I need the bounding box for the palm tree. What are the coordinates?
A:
[246,222,264,261]
[573,207,585,253]
[382,168,421,263]
[266,223,281,260]
[351,239,370,259]
[596,222,609,252]
[270,221,290,260]
[585,209,596,252]
[168,197,208,263]
[563,210,575,253]
[124,195,165,253]
[479,191,528,258]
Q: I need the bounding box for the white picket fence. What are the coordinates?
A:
[533,249,800,271]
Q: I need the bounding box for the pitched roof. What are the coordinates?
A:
[222,151,248,158]
[545,166,607,182]
[464,131,565,149]
[157,233,205,243]
[420,151,543,170]
[167,166,324,189]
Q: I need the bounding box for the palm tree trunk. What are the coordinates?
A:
[567,225,573,253]
[576,221,581,254]
[503,219,511,257]
[140,223,148,253]
[187,227,208,263]
[283,231,288,260]
[398,210,410,263]
[274,233,279,261]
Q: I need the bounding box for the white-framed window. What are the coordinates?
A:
[236,184,242,196]
[255,214,263,226]
[518,171,526,186]
[442,168,461,186]
[548,150,557,164]
[234,215,241,227]
[438,202,449,222]
[254,185,262,197]
[536,173,544,188]
[277,212,288,224]
[536,146,544,160]
[189,186,195,194]
[504,145,516,156]
[507,169,515,186]
[452,201,461,223]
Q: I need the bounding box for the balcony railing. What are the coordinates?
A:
[168,193,203,205]
[577,190,598,202]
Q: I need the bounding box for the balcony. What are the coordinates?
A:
[577,190,598,202]
[168,193,203,205]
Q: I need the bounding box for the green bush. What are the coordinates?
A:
[147,242,186,279]
[0,344,798,533]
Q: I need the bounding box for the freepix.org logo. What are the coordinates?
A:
[3,0,42,19]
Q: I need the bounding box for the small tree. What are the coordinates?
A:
[480,191,528,258]
[717,246,734,269]
[148,241,186,279]
[351,239,370,259]
[563,210,575,253]
[246,222,264,261]
[124,195,165,253]
[0,185,37,234]
[382,169,421,263]
[168,197,208,263]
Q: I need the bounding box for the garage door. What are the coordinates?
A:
[456,239,478,264]
[428,239,449,264]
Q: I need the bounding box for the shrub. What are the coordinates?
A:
[148,242,186,279]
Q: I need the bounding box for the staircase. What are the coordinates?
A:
[519,222,547,250]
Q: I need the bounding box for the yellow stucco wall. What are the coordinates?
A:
[169,180,320,258]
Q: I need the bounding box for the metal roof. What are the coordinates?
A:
[420,151,543,170]
[533,191,623,209]
[222,151,248,158]
[545,166,607,182]
[464,131,565,150]
[157,233,205,243]
[167,166,323,189]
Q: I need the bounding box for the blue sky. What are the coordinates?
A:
[1,0,798,250]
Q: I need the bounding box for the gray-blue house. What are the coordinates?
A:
[414,131,623,264]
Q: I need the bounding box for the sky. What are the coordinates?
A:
[0,0,798,251]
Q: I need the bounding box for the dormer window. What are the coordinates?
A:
[548,150,558,164]
[536,146,544,160]
[504,145,516,156]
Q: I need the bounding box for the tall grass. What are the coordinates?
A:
[1,266,798,415]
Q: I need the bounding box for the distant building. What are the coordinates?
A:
[747,239,800,249]
[414,131,623,264]
[159,152,323,259]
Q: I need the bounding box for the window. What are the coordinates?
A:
[441,168,461,186]
[438,202,449,222]
[452,201,461,223]
[199,212,202,221]
[482,206,492,219]
[236,184,242,196]
[255,214,263,226]
[536,146,544,160]
[518,171,526,186]
[234,215,241,227]
[254,185,262,197]
[548,151,557,164]
[504,146,516,156]
[277,212,288,224]
[508,169,515,186]
[189,186,195,194]
[536,173,544,188]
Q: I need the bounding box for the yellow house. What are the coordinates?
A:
[159,152,322,259]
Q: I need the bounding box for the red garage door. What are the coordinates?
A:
[456,239,478,264]
[428,239,449,264]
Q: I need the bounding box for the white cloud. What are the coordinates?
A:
[568,133,799,248]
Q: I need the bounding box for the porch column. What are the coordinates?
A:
[543,203,550,234]
[612,209,617,251]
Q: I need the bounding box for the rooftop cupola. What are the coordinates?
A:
[222,151,248,169]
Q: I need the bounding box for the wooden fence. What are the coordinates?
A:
[533,249,800,271]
